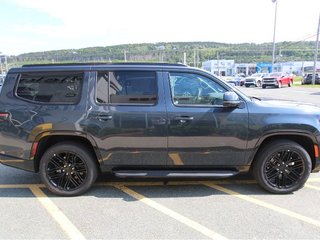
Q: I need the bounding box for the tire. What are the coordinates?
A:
[256,80,261,87]
[262,85,266,89]
[245,84,250,88]
[277,81,282,88]
[39,142,98,196]
[288,80,293,87]
[253,140,311,194]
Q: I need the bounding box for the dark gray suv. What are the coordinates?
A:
[0,63,319,196]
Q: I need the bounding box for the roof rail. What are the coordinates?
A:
[22,62,188,67]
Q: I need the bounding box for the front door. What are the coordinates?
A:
[164,71,248,167]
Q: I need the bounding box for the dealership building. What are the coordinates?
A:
[202,60,320,76]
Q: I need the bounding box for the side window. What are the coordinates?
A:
[96,71,157,104]
[16,72,83,103]
[169,72,226,106]
[96,72,109,104]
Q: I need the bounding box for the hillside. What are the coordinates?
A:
[7,41,317,67]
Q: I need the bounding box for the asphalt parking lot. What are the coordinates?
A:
[1,85,320,240]
[238,85,320,106]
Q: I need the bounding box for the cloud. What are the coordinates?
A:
[2,0,319,55]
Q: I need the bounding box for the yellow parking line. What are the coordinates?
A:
[305,184,320,191]
[29,186,86,240]
[169,153,184,165]
[114,184,227,240]
[204,183,320,228]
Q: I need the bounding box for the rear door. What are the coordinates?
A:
[85,69,168,169]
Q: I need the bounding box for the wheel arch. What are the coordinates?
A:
[33,132,102,173]
[249,133,317,171]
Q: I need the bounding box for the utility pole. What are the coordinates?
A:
[193,49,196,67]
[4,55,8,73]
[312,13,320,85]
[124,51,127,62]
[0,55,3,74]
[196,49,199,68]
[271,0,278,72]
[217,51,220,76]
[183,52,186,65]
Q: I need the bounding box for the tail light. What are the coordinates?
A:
[0,112,9,121]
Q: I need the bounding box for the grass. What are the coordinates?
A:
[293,76,320,88]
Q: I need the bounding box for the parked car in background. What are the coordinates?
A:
[302,73,320,85]
[262,72,293,89]
[244,73,268,87]
[227,74,245,86]
[0,75,5,92]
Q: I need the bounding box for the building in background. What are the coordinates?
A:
[202,60,235,76]
[234,63,256,76]
[0,55,8,75]
[203,60,320,76]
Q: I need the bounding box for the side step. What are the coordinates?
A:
[114,170,238,178]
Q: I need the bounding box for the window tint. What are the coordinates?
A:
[16,72,82,103]
[96,71,157,104]
[96,72,109,104]
[169,72,226,106]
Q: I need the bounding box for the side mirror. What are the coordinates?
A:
[223,92,241,108]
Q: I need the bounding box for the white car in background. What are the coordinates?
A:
[0,75,5,92]
[244,73,268,87]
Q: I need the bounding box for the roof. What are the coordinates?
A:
[22,62,187,67]
[8,62,189,73]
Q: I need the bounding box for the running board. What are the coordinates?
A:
[114,170,239,178]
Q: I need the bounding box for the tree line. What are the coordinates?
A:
[6,41,317,68]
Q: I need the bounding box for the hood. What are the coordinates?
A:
[253,99,320,114]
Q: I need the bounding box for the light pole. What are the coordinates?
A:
[312,13,320,85]
[271,0,278,72]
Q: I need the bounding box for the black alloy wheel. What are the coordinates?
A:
[264,150,305,189]
[46,152,88,191]
[253,140,311,194]
[40,142,98,196]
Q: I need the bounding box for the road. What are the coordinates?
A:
[0,165,319,239]
[237,85,320,106]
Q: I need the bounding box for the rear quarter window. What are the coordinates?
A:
[16,72,83,104]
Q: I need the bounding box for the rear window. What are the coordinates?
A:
[16,72,83,103]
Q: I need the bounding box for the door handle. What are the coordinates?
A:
[174,116,194,123]
[96,115,113,121]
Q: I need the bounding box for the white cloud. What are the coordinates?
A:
[2,0,320,54]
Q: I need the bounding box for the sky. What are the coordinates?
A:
[0,0,319,55]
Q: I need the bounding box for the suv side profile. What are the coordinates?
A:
[0,63,319,196]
